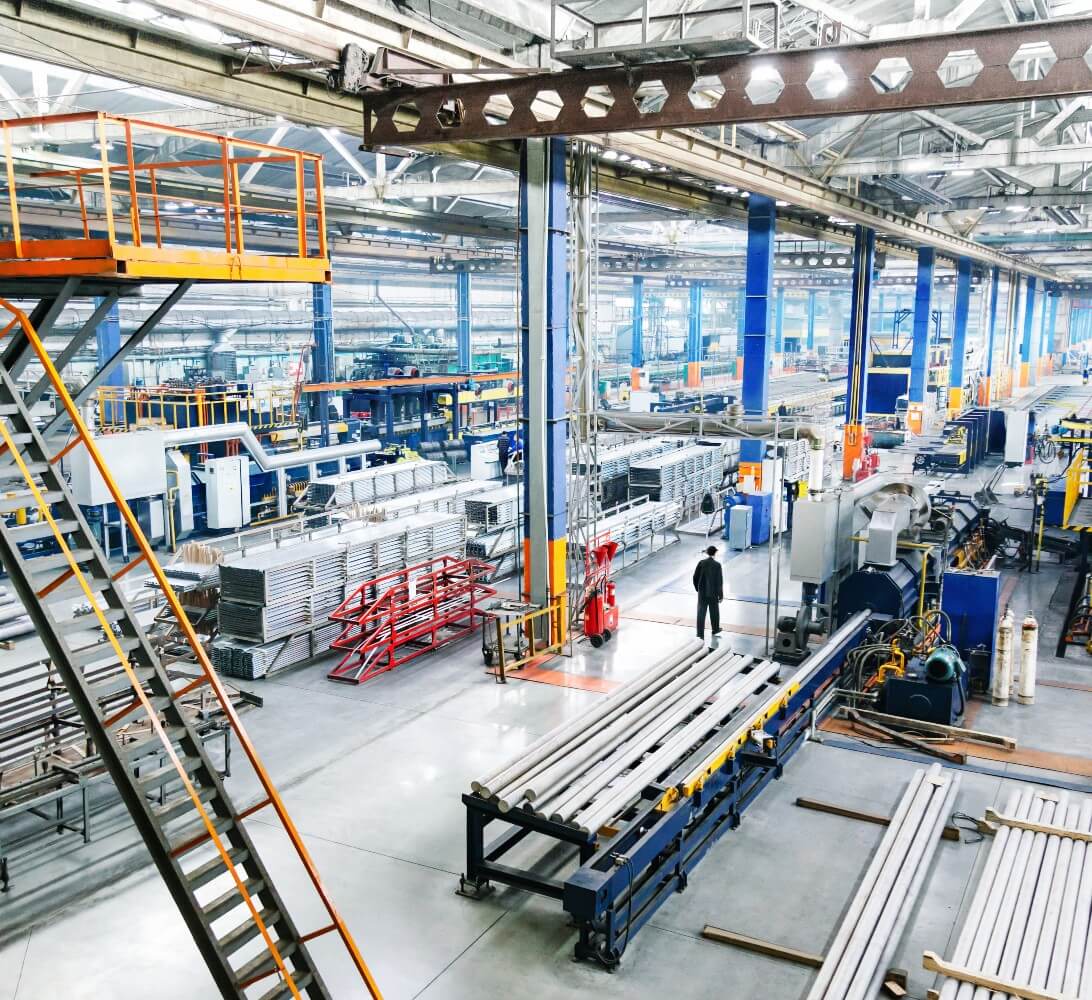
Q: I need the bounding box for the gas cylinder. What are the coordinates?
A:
[1018,613,1038,706]
[993,608,1014,707]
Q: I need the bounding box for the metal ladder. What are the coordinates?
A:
[0,301,383,999]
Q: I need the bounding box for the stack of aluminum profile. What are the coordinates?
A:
[628,443,725,503]
[464,484,520,528]
[295,460,449,512]
[573,438,681,509]
[218,538,345,642]
[211,512,466,676]
[584,499,683,553]
[219,540,342,606]
[214,622,342,680]
[345,480,496,521]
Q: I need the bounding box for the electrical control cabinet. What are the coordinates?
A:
[1004,409,1031,465]
[203,455,251,529]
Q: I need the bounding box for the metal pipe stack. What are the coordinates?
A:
[471,639,789,834]
[807,764,960,1000]
[932,787,1092,1000]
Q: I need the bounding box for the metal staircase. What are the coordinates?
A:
[0,300,383,998]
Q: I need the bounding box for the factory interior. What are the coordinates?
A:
[4,2,1092,999]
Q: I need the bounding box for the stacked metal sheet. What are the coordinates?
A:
[586,499,683,552]
[211,511,467,675]
[573,438,682,510]
[219,541,342,606]
[467,524,521,561]
[213,622,343,680]
[295,460,449,512]
[346,480,496,521]
[628,443,725,503]
[464,484,520,528]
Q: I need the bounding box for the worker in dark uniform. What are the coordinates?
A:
[693,545,723,641]
[497,432,510,475]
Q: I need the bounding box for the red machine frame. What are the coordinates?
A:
[327,555,496,684]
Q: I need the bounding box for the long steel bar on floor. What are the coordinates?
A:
[458,612,871,968]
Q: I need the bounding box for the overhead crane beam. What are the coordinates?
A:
[363,19,1092,144]
[0,0,1059,280]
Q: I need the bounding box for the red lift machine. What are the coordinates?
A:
[581,539,619,648]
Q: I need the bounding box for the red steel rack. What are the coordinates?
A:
[327,555,496,684]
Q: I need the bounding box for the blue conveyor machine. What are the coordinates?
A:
[458,611,873,968]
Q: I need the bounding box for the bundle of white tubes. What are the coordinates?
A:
[806,764,960,1000]
[472,638,786,834]
[932,786,1092,999]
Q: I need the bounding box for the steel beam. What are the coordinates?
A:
[519,138,567,618]
[363,19,1092,145]
[949,258,973,411]
[828,138,1092,178]
[774,285,786,354]
[806,290,817,351]
[456,270,472,370]
[1037,286,1051,375]
[1046,292,1060,364]
[631,275,645,387]
[742,196,776,416]
[95,297,123,426]
[908,247,934,431]
[981,266,1001,405]
[1019,276,1038,387]
[312,283,335,447]
[843,227,875,480]
[0,0,1056,280]
[686,282,704,387]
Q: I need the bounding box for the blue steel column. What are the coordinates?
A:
[806,290,816,350]
[96,297,124,425]
[686,282,704,387]
[630,274,644,388]
[1045,291,1060,372]
[736,287,745,368]
[1037,288,1049,378]
[949,257,972,413]
[1020,276,1038,386]
[1009,274,1023,381]
[456,270,472,371]
[981,266,1000,405]
[312,282,335,447]
[907,247,934,433]
[843,226,875,480]
[773,284,785,355]
[742,195,776,416]
[519,138,567,618]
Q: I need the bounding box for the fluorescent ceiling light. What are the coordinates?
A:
[123,1,157,20]
[951,168,975,176]
[185,18,222,43]
[1006,205,1028,212]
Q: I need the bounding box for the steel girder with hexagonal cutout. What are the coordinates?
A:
[362,18,1092,147]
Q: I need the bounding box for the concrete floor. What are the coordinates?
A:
[3,382,1092,999]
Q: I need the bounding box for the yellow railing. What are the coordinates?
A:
[0,300,381,999]
[97,384,298,433]
[1064,446,1088,529]
[488,598,570,683]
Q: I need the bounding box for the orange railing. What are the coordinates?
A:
[0,112,327,272]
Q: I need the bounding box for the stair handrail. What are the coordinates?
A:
[0,299,382,999]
